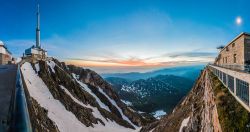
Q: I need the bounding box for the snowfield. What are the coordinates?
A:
[59,85,137,132]
[179,116,190,132]
[98,88,138,128]
[72,73,111,112]
[153,110,166,119]
[21,62,139,132]
[22,62,88,132]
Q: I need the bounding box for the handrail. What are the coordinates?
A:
[9,65,32,132]
[211,64,250,73]
[208,65,250,112]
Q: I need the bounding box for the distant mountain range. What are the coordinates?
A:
[104,65,204,118]
[105,74,195,117]
[102,65,205,81]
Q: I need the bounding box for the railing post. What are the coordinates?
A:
[234,78,237,94]
[249,84,250,107]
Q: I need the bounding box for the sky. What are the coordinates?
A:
[0,0,250,73]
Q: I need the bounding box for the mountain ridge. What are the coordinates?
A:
[102,65,204,81]
[20,58,153,132]
[105,74,194,115]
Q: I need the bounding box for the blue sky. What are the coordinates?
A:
[0,0,250,73]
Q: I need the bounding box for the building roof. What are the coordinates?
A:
[220,32,250,53]
[0,40,12,55]
[0,40,4,46]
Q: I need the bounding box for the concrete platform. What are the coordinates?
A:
[0,64,17,131]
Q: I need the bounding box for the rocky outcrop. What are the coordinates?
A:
[28,98,59,132]
[141,69,222,132]
[21,71,59,132]
[21,58,153,131]
[67,64,153,126]
[37,61,104,127]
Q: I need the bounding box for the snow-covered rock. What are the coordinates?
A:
[152,110,166,119]
[21,59,151,131]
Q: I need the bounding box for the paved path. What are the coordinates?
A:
[0,64,17,131]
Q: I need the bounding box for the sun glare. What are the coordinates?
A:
[236,16,242,25]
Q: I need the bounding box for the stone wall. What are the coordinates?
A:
[218,35,245,65]
[0,53,11,65]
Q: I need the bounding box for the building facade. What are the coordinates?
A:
[215,32,250,70]
[0,41,12,65]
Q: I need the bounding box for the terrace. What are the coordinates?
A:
[208,64,250,112]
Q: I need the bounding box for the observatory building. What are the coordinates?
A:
[0,41,12,65]
[214,32,250,70]
[24,5,47,60]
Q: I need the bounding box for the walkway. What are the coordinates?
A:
[0,64,17,131]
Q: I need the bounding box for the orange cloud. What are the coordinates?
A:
[65,58,162,67]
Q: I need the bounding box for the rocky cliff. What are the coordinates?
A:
[141,68,222,132]
[141,67,250,132]
[20,58,152,132]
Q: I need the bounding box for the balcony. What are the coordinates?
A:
[208,64,250,112]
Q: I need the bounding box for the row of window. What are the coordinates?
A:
[225,42,235,52]
[210,66,249,105]
[222,54,237,64]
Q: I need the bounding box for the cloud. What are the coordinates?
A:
[65,50,216,68]
[166,51,217,58]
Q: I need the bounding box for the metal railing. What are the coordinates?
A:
[9,65,32,132]
[211,64,250,73]
[208,65,250,112]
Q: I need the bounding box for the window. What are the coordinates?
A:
[236,79,249,105]
[225,57,227,63]
[226,47,229,51]
[234,54,237,63]
[232,43,235,47]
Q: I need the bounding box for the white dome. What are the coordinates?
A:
[0,40,4,46]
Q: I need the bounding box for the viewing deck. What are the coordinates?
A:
[208,64,250,112]
[0,64,32,132]
[0,65,17,131]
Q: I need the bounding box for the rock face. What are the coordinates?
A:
[141,69,222,132]
[67,64,152,127]
[21,58,152,132]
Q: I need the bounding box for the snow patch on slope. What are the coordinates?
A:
[35,63,40,73]
[22,62,138,132]
[179,116,190,132]
[98,88,138,128]
[59,85,137,132]
[152,110,166,119]
[121,100,133,106]
[72,73,111,112]
[46,60,56,73]
[21,62,88,132]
